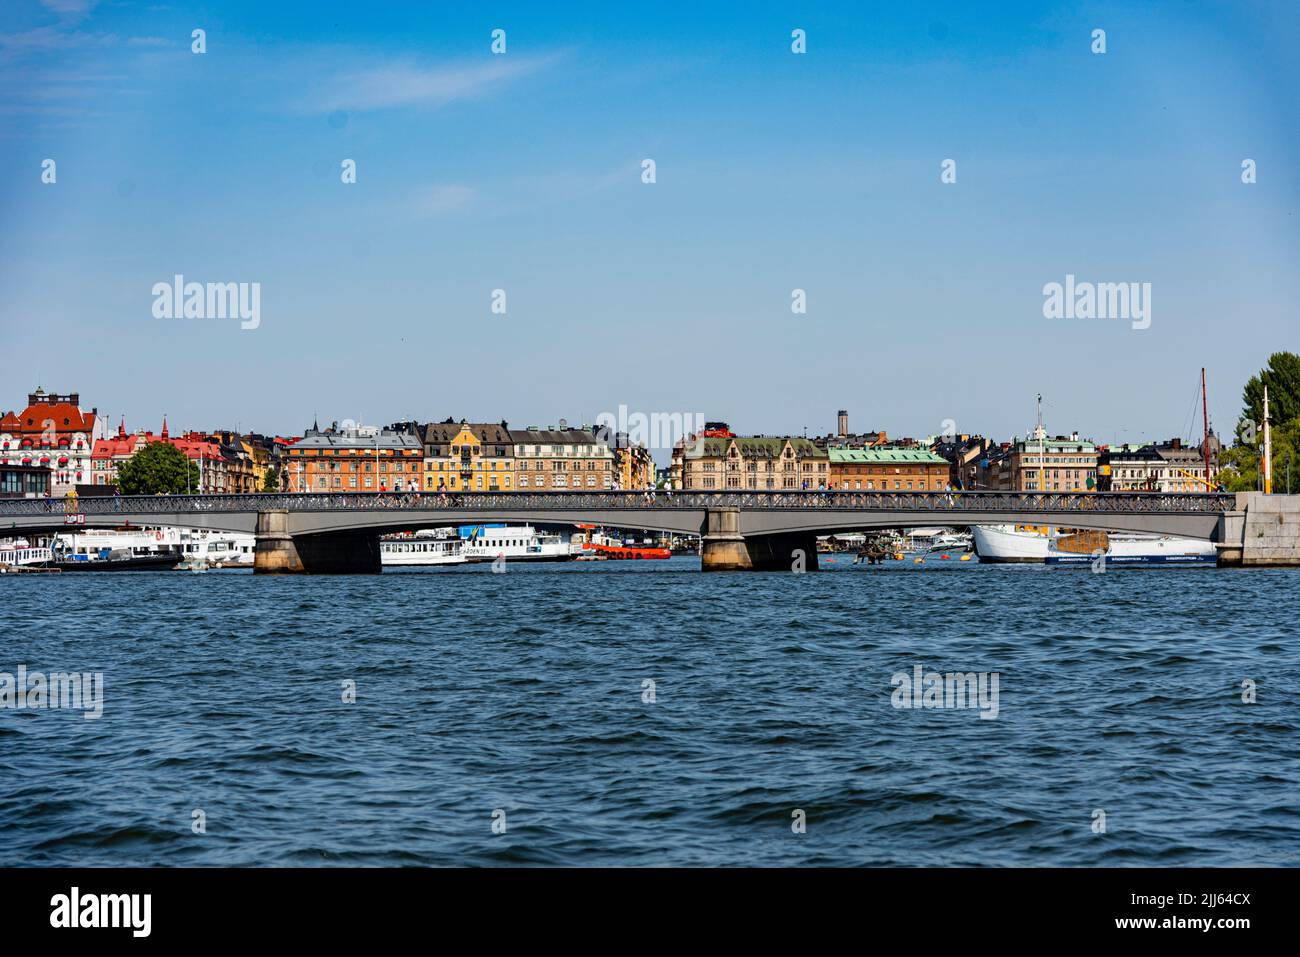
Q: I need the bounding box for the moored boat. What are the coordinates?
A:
[1047,530,1216,566]
[970,524,1053,563]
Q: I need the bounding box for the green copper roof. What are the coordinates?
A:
[828,447,947,464]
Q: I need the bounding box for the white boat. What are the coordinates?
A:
[0,539,53,566]
[462,525,576,563]
[1047,531,1217,566]
[177,530,256,567]
[971,524,1053,563]
[381,534,466,566]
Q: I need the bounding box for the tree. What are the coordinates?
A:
[261,468,282,492]
[116,441,200,495]
[1221,352,1300,492]
[1240,352,1300,435]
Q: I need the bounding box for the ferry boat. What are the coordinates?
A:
[461,525,576,563]
[1047,530,1217,566]
[381,533,466,566]
[0,539,53,566]
[574,527,671,560]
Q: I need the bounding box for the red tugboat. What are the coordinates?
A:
[574,525,671,560]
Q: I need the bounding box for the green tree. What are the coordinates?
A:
[1240,351,1300,435]
[1222,352,1300,492]
[116,441,200,495]
[260,468,282,492]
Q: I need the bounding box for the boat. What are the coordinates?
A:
[462,525,576,563]
[581,541,672,560]
[41,548,180,571]
[1047,530,1217,566]
[970,524,1053,563]
[0,539,53,566]
[574,528,670,560]
[381,531,466,566]
[178,530,256,567]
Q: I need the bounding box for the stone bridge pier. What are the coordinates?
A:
[254,510,381,574]
[700,507,819,572]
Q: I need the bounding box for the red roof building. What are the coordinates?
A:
[0,388,105,495]
[90,418,246,492]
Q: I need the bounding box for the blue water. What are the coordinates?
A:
[2,557,1298,866]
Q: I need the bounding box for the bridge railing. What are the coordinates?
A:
[0,490,1238,516]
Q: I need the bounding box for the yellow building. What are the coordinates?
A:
[613,442,654,490]
[420,421,514,492]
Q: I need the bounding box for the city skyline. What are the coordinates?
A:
[2,0,1297,447]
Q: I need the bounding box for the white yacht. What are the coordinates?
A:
[971,524,1053,563]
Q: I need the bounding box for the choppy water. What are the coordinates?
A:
[3,556,1298,866]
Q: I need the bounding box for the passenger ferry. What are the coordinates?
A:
[381,534,466,566]
[461,525,576,563]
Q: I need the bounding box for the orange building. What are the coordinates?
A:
[286,424,422,492]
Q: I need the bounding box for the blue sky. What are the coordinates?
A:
[1,0,1297,457]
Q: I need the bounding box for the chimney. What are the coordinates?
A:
[837,410,848,438]
[1171,437,1181,450]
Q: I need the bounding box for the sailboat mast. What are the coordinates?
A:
[1036,393,1045,491]
[1263,386,1273,494]
[1201,368,1211,487]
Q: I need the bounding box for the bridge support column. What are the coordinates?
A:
[254,511,382,574]
[700,508,818,572]
[254,510,304,574]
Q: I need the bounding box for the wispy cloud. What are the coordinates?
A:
[416,184,476,217]
[39,0,100,22]
[304,54,558,114]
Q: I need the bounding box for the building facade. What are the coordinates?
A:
[0,388,106,495]
[90,419,246,492]
[986,434,1098,492]
[419,421,514,492]
[509,426,614,491]
[676,435,829,490]
[1098,438,1218,492]
[828,447,950,491]
[286,424,422,492]
[611,432,655,490]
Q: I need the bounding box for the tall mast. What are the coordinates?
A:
[1263,386,1273,494]
[1036,393,1045,491]
[1201,368,1211,487]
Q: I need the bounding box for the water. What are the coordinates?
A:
[3,557,1298,866]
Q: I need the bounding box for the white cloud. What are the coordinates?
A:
[306,55,556,113]
[39,0,100,21]
[417,184,475,217]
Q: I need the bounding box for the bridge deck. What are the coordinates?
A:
[0,491,1238,541]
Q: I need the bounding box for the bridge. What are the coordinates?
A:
[3,489,1292,572]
